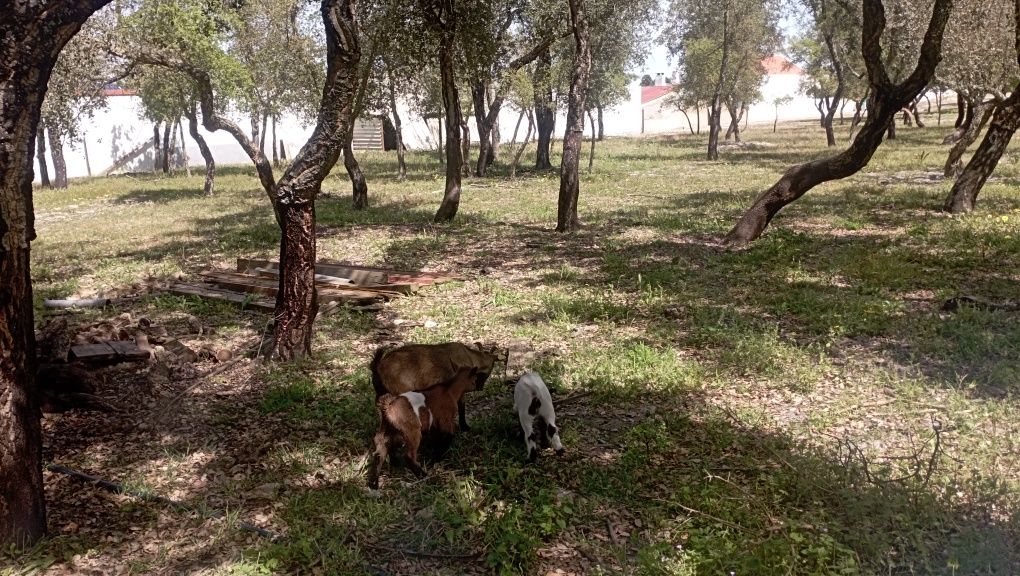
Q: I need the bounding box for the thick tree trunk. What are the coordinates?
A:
[945,98,975,143]
[345,135,368,209]
[178,119,192,178]
[597,104,604,140]
[944,101,993,177]
[1,1,110,548]
[185,105,215,195]
[534,48,555,170]
[48,125,68,188]
[161,122,171,174]
[250,114,260,149]
[270,0,361,359]
[473,83,494,176]
[886,119,896,140]
[954,96,966,128]
[273,200,318,359]
[432,3,463,222]
[280,139,287,162]
[387,67,407,180]
[152,122,161,173]
[259,113,268,156]
[35,125,51,188]
[707,10,729,160]
[556,0,591,233]
[944,92,1020,213]
[724,0,953,246]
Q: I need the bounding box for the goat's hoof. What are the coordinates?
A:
[555,448,565,456]
[527,448,538,463]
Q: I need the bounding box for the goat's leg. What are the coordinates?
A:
[403,428,427,478]
[458,398,470,431]
[518,413,538,462]
[367,431,389,489]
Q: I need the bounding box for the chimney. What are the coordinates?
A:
[654,73,665,86]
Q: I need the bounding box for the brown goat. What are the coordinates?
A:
[367,366,479,489]
[370,342,504,430]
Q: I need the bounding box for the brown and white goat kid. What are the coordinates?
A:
[367,366,479,489]
[514,371,564,462]
[370,342,504,431]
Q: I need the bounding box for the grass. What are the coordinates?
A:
[11,115,1020,575]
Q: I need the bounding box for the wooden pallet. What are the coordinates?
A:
[69,341,150,363]
[236,258,460,287]
[199,270,400,302]
[169,283,276,312]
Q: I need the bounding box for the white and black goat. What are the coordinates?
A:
[514,371,564,461]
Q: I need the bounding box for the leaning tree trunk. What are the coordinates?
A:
[556,0,591,233]
[386,66,407,180]
[431,2,464,222]
[35,125,51,188]
[1,0,111,548]
[954,96,967,128]
[944,92,1020,213]
[178,119,192,178]
[534,47,555,170]
[945,97,974,143]
[944,101,993,177]
[724,0,953,246]
[510,110,534,179]
[185,104,215,195]
[152,122,161,173]
[344,135,368,209]
[48,125,68,188]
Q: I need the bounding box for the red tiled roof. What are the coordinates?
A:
[761,55,803,75]
[103,88,138,96]
[641,85,673,104]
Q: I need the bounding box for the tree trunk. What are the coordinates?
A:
[436,118,445,164]
[48,125,68,188]
[167,117,177,175]
[432,2,464,222]
[681,109,696,134]
[270,0,361,359]
[510,110,534,179]
[587,109,596,173]
[695,103,701,134]
[178,119,192,178]
[596,104,604,140]
[534,48,555,170]
[886,119,896,140]
[1,1,110,548]
[461,120,471,177]
[556,0,591,233]
[250,113,260,148]
[944,101,993,177]
[259,112,268,157]
[944,91,1020,213]
[707,9,730,161]
[36,125,51,188]
[185,104,215,195]
[152,122,161,173]
[387,67,407,180]
[954,95,966,128]
[725,102,737,141]
[473,82,493,176]
[724,0,953,246]
[280,139,287,162]
[936,90,943,126]
[272,116,279,167]
[273,200,318,359]
[345,135,368,209]
[161,121,171,174]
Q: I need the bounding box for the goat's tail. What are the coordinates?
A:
[370,346,390,397]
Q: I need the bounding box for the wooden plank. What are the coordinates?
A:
[168,283,276,312]
[69,341,149,363]
[237,258,459,285]
[68,342,117,361]
[203,270,401,301]
[253,267,417,294]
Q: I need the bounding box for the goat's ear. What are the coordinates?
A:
[473,341,484,350]
[468,367,479,377]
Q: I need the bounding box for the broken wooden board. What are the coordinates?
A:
[252,267,417,295]
[199,271,401,303]
[69,341,150,364]
[236,258,459,286]
[168,283,276,312]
